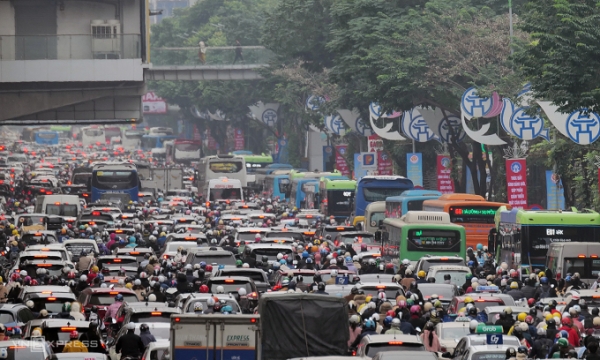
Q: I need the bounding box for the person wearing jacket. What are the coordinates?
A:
[140,323,156,347]
[421,322,441,352]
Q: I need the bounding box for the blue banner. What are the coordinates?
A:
[466,166,474,194]
[276,138,289,164]
[406,153,423,187]
[546,170,565,210]
[322,146,334,170]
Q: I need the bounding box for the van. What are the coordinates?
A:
[34,195,81,220]
[363,201,386,233]
[546,242,600,283]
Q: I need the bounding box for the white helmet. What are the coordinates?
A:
[148,294,157,302]
[126,322,136,330]
[238,288,247,296]
[216,286,225,294]
[242,263,250,268]
[80,275,87,282]
[330,269,338,277]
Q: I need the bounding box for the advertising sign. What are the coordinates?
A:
[377,151,393,175]
[234,128,244,150]
[546,170,565,210]
[436,155,454,194]
[505,159,528,209]
[406,153,423,187]
[335,145,350,176]
[142,92,167,114]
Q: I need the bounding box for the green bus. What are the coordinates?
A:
[496,208,600,276]
[381,211,466,262]
[232,151,273,174]
[319,178,356,220]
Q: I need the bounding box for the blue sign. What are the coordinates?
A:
[406,153,423,187]
[461,87,493,118]
[262,109,278,126]
[439,115,466,143]
[306,95,325,111]
[486,334,503,345]
[510,108,544,140]
[511,162,522,173]
[325,115,346,135]
[355,117,370,136]
[335,276,349,285]
[546,170,565,210]
[566,111,600,144]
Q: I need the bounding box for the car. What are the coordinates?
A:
[185,248,237,267]
[448,294,516,314]
[182,293,242,313]
[333,231,377,253]
[120,303,182,325]
[483,306,531,324]
[25,244,72,262]
[234,227,271,244]
[417,283,458,308]
[77,288,140,320]
[96,255,138,269]
[316,225,357,241]
[140,339,170,360]
[356,334,424,359]
[160,241,206,261]
[21,292,77,317]
[372,351,438,360]
[0,340,54,359]
[0,303,35,330]
[206,276,258,297]
[355,283,405,305]
[62,239,99,261]
[21,230,59,245]
[426,265,472,287]
[164,232,207,247]
[18,259,68,278]
[22,319,99,353]
[244,243,294,266]
[564,289,600,306]
[107,322,170,360]
[214,267,270,292]
[414,256,466,274]
[435,322,473,353]
[443,335,521,360]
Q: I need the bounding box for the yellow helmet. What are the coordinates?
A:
[538,271,545,278]
[418,270,426,278]
[464,297,474,304]
[91,266,99,273]
[365,295,372,303]
[11,230,18,236]
[545,313,554,322]
[129,200,133,204]
[32,327,43,336]
[160,232,166,237]
[518,312,527,322]
[125,283,133,289]
[9,224,14,230]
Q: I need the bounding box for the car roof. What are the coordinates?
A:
[462,334,520,347]
[39,319,91,328]
[22,285,73,293]
[427,265,471,272]
[85,288,136,294]
[246,243,293,249]
[484,306,530,314]
[363,334,423,344]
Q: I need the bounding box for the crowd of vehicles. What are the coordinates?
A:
[2,127,600,360]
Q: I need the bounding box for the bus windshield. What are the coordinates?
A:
[209,188,242,201]
[36,132,57,139]
[363,187,405,202]
[176,142,201,151]
[209,161,243,173]
[84,128,103,137]
[327,190,354,213]
[92,171,137,190]
[46,204,78,217]
[407,229,461,252]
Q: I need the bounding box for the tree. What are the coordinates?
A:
[514,0,600,114]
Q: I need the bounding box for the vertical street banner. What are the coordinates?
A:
[277,138,289,164]
[377,151,393,175]
[406,153,423,187]
[505,158,528,209]
[436,154,454,194]
[234,128,245,150]
[546,170,565,210]
[335,145,351,176]
[193,125,201,141]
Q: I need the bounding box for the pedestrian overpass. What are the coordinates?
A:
[145,46,272,81]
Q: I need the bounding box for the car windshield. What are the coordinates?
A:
[359,286,401,301]
[439,326,471,339]
[458,300,503,312]
[166,243,199,252]
[419,286,455,301]
[20,265,63,277]
[133,327,170,340]
[186,299,240,313]
[219,271,265,283]
[191,255,236,266]
[89,294,138,305]
[0,313,14,324]
[29,298,72,313]
[431,270,469,287]
[365,343,425,357]
[130,313,173,323]
[209,281,253,294]
[420,259,465,272]
[237,232,264,241]
[340,235,375,244]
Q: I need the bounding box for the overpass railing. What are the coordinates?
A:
[150,46,274,67]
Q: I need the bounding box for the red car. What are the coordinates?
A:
[77,287,140,320]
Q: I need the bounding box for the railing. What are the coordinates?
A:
[0,34,141,60]
[150,46,274,67]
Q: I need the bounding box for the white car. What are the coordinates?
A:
[141,339,170,360]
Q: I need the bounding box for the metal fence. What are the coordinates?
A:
[150,46,274,66]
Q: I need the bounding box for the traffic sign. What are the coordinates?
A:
[476,324,503,334]
[486,334,503,345]
[335,276,349,285]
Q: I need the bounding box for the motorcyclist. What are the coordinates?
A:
[115,322,145,359]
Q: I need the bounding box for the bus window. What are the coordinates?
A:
[363,188,405,202]
[209,162,243,173]
[407,200,426,211]
[92,171,137,190]
[407,229,462,253]
[564,258,586,276]
[592,260,600,277]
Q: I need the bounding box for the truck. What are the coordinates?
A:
[259,293,349,360]
[140,167,184,192]
[171,314,260,360]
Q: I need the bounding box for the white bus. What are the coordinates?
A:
[196,154,247,192]
[121,130,143,150]
[34,194,81,221]
[81,126,105,147]
[207,177,244,203]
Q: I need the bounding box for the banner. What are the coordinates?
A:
[276,138,289,164]
[406,153,423,187]
[354,152,376,179]
[466,166,474,194]
[368,134,384,152]
[436,155,454,194]
[335,145,350,176]
[234,128,245,150]
[505,159,528,209]
[193,125,201,141]
[377,151,393,175]
[142,92,167,114]
[546,170,565,210]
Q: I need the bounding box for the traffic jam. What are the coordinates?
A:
[0,128,596,360]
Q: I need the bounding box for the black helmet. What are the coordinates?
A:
[547,318,556,326]
[91,306,98,313]
[529,308,537,317]
[351,286,359,295]
[140,323,149,331]
[567,350,578,358]
[549,299,557,308]
[593,308,600,316]
[317,282,325,291]
[262,255,269,263]
[505,347,516,359]
[517,346,528,354]
[468,307,477,316]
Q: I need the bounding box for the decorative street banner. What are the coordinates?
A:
[377,151,393,175]
[276,138,289,164]
[368,102,406,140]
[193,125,201,141]
[436,155,454,194]
[234,128,244,150]
[337,109,373,137]
[505,159,528,209]
[406,153,423,187]
[401,109,439,142]
[324,114,347,136]
[205,129,218,151]
[335,145,351,176]
[248,102,279,127]
[546,170,565,210]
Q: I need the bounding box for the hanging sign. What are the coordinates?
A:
[505,159,528,209]
[436,155,454,194]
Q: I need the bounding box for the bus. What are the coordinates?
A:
[207,177,244,203]
[262,173,290,201]
[353,176,414,226]
[231,152,274,174]
[167,139,202,165]
[121,130,143,150]
[255,164,293,188]
[496,208,600,277]
[22,127,42,142]
[34,131,60,145]
[81,127,106,148]
[363,201,386,233]
[71,167,93,190]
[148,127,174,136]
[302,181,319,210]
[91,162,139,203]
[385,190,443,218]
[381,211,466,262]
[422,193,510,250]
[141,134,177,150]
[196,154,248,192]
[289,171,345,210]
[319,178,356,220]
[104,126,122,144]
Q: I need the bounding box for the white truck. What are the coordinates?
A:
[170,314,260,360]
[140,167,184,192]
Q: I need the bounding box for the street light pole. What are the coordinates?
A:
[509,0,514,54]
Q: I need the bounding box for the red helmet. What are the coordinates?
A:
[386,310,395,317]
[205,265,213,272]
[199,285,209,293]
[70,330,79,339]
[385,263,394,269]
[527,298,535,307]
[68,271,76,279]
[561,317,571,326]
[30,279,38,286]
[525,315,534,325]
